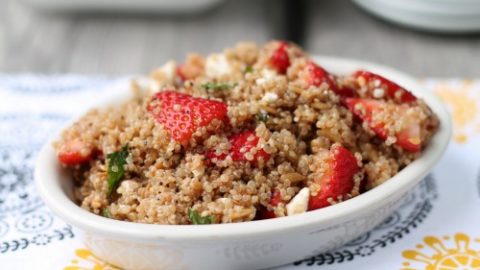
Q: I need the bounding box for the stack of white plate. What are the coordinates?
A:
[352,0,480,33]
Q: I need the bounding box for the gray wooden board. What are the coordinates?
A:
[1,0,479,77]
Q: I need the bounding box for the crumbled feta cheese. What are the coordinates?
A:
[262,92,278,103]
[206,53,231,78]
[149,79,162,93]
[372,88,385,99]
[135,77,152,91]
[142,60,178,94]
[216,197,233,208]
[256,69,277,86]
[286,187,310,216]
[117,180,139,195]
[117,204,131,214]
[385,136,397,146]
[160,60,177,82]
[373,79,381,87]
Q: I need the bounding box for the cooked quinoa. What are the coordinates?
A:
[55,41,438,225]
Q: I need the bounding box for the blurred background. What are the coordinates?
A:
[1,0,479,77]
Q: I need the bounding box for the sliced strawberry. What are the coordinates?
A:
[306,62,333,88]
[353,70,416,103]
[57,138,93,166]
[230,131,270,162]
[306,61,353,97]
[308,145,360,210]
[147,91,228,143]
[205,131,270,165]
[257,189,282,219]
[395,114,422,152]
[269,41,290,74]
[343,98,422,152]
[203,150,227,166]
[343,98,388,139]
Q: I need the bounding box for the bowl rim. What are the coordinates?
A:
[35,56,452,241]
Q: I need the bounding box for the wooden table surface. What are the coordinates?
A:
[1,0,479,77]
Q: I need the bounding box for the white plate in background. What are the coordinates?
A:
[352,0,480,33]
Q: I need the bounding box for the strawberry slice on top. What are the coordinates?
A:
[353,70,416,103]
[57,138,94,166]
[308,145,360,210]
[306,61,353,97]
[269,41,290,74]
[343,98,422,152]
[205,130,270,165]
[147,91,228,143]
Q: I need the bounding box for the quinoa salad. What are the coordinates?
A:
[55,41,439,225]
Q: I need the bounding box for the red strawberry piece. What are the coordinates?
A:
[203,150,227,166]
[308,145,360,210]
[306,61,353,97]
[147,91,228,143]
[269,41,290,74]
[353,70,416,103]
[343,98,422,152]
[205,131,270,165]
[257,190,282,219]
[394,114,421,152]
[306,61,333,88]
[343,98,388,139]
[58,138,94,166]
[230,131,270,163]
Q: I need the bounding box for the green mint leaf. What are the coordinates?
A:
[201,82,237,91]
[244,66,254,73]
[188,209,213,225]
[256,112,269,122]
[107,146,129,195]
[102,208,112,218]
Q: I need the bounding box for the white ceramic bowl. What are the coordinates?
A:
[35,56,451,270]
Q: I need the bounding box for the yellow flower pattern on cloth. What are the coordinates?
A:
[401,233,480,270]
[431,80,480,143]
[64,249,121,270]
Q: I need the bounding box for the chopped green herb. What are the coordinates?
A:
[201,82,237,91]
[107,146,129,195]
[102,208,112,218]
[256,112,269,122]
[244,66,254,73]
[188,209,213,225]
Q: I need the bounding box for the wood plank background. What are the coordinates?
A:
[1,0,479,77]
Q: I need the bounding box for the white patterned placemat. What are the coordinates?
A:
[0,75,479,270]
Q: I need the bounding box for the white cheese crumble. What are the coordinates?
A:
[149,79,162,93]
[160,60,177,83]
[256,69,277,86]
[262,92,278,103]
[216,197,233,208]
[135,76,152,91]
[206,53,231,78]
[117,180,139,195]
[372,88,385,98]
[286,187,310,216]
[141,60,178,94]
